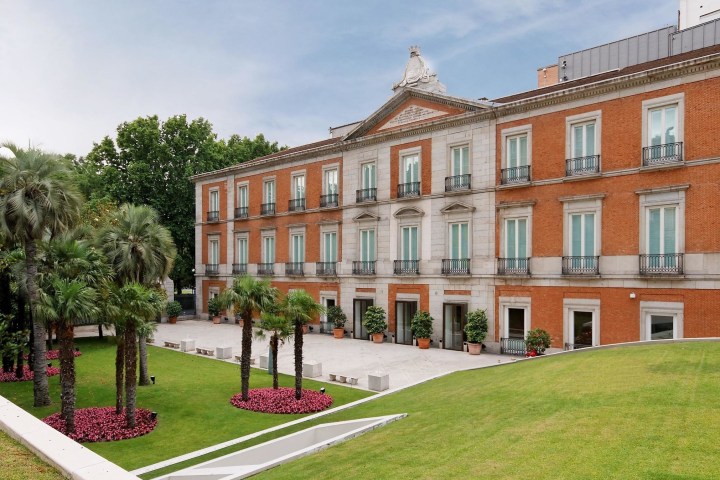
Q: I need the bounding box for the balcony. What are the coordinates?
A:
[356,188,377,203]
[500,165,531,185]
[441,258,471,275]
[397,182,421,198]
[352,261,376,275]
[445,174,471,192]
[234,207,248,219]
[639,253,684,275]
[565,155,600,176]
[562,256,599,275]
[257,263,274,276]
[260,203,276,216]
[393,260,419,275]
[232,263,247,275]
[316,262,337,276]
[320,193,339,208]
[642,142,683,166]
[205,263,219,276]
[288,198,306,212]
[206,211,219,222]
[497,257,530,275]
[285,262,304,276]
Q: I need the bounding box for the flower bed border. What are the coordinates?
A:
[0,365,60,383]
[43,407,157,443]
[230,387,333,414]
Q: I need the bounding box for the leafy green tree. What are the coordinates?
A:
[0,144,82,407]
[217,275,278,400]
[282,290,324,400]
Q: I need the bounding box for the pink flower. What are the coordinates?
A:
[230,388,333,414]
[43,407,157,442]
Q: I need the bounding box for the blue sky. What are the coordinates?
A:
[0,1,678,156]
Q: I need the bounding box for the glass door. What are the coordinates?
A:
[320,297,336,334]
[571,311,593,348]
[395,301,418,345]
[353,299,373,340]
[443,303,468,351]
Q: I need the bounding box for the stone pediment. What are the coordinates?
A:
[353,211,381,222]
[393,206,425,218]
[440,202,476,214]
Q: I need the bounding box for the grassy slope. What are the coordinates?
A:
[0,430,65,480]
[0,337,371,472]
[255,342,720,479]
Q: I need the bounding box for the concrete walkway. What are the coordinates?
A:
[127,319,519,391]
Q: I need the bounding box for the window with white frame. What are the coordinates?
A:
[292,174,305,200]
[209,190,219,212]
[505,218,528,260]
[562,195,603,273]
[563,298,600,349]
[360,162,376,190]
[499,297,531,342]
[359,229,375,262]
[208,238,219,266]
[448,222,469,260]
[638,187,685,273]
[640,301,684,340]
[450,145,469,176]
[507,135,528,169]
[642,94,684,164]
[263,180,275,204]
[323,231,337,262]
[236,237,248,265]
[399,226,419,261]
[324,168,338,195]
[501,125,532,184]
[565,111,601,175]
[402,153,419,184]
[291,234,305,263]
[237,185,248,208]
[262,235,275,263]
[571,122,596,159]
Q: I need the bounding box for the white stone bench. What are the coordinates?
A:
[180,339,195,352]
[302,360,322,378]
[196,347,214,356]
[215,346,232,360]
[234,355,256,365]
[368,372,389,391]
[328,373,358,385]
[259,354,269,369]
[164,341,180,349]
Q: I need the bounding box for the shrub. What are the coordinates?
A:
[166,301,182,318]
[362,306,387,334]
[327,305,347,329]
[410,310,434,339]
[464,309,488,344]
[207,297,221,317]
[525,328,552,354]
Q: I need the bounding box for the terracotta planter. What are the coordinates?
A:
[372,333,384,343]
[333,328,345,339]
[468,342,482,355]
[212,316,221,324]
[168,316,177,324]
[417,337,431,349]
[302,324,309,335]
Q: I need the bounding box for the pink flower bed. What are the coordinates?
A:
[0,365,60,383]
[24,350,82,360]
[43,407,157,442]
[230,387,333,414]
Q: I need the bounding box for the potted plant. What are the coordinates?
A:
[464,309,488,355]
[525,328,552,356]
[410,310,434,349]
[327,305,347,339]
[362,306,387,343]
[207,297,221,324]
[166,301,182,324]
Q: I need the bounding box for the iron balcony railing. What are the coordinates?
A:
[500,337,526,356]
[639,253,684,275]
[441,258,471,275]
[497,257,531,275]
[393,260,420,275]
[352,261,376,275]
[564,342,593,351]
[397,182,421,198]
[445,174,471,192]
[288,198,306,212]
[234,206,248,219]
[566,155,600,176]
[562,256,600,275]
[257,263,274,275]
[205,263,219,275]
[356,188,377,203]
[315,262,337,276]
[206,210,219,222]
[320,193,339,208]
[500,165,531,185]
[232,263,247,275]
[285,262,304,276]
[260,203,275,216]
[642,142,683,166]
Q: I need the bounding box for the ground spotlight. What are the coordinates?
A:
[151,411,158,420]
[320,387,326,394]
[150,375,156,384]
[47,362,52,368]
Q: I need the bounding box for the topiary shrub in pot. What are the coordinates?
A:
[362,306,387,343]
[410,310,434,349]
[166,301,182,324]
[208,297,221,324]
[464,309,488,355]
[327,305,347,339]
[525,328,552,356]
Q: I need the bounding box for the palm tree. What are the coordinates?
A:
[137,298,160,387]
[282,290,324,400]
[256,310,292,389]
[0,144,82,407]
[97,204,175,427]
[36,279,98,433]
[217,275,277,400]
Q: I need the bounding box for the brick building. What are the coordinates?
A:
[192,21,720,353]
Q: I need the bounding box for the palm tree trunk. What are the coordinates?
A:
[98,324,104,339]
[294,319,303,400]
[47,327,53,350]
[26,240,50,407]
[124,323,138,428]
[115,336,125,415]
[15,349,24,379]
[138,335,150,386]
[240,309,253,401]
[58,322,76,434]
[271,334,279,389]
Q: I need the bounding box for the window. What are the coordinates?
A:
[449,223,469,260]
[263,180,275,204]
[505,218,527,260]
[565,111,601,175]
[450,146,469,176]
[209,190,219,212]
[563,298,600,349]
[323,232,337,262]
[236,237,248,265]
[501,125,532,184]
[291,234,305,263]
[209,238,219,265]
[324,169,338,195]
[571,122,596,159]
[638,186,685,274]
[292,175,305,200]
[262,236,275,263]
[649,105,677,148]
[499,296,531,355]
[561,195,603,274]
[237,185,248,208]
[402,154,419,184]
[642,94,684,165]
[507,135,528,170]
[400,226,418,261]
[360,229,375,261]
[640,301,684,340]
[361,163,376,189]
[648,206,676,256]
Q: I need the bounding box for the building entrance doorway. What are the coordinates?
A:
[443,303,468,350]
[353,299,373,340]
[395,301,418,345]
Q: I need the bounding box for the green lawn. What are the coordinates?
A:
[0,337,372,472]
[0,430,65,480]
[250,342,720,479]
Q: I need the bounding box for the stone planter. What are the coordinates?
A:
[468,342,482,355]
[212,316,221,324]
